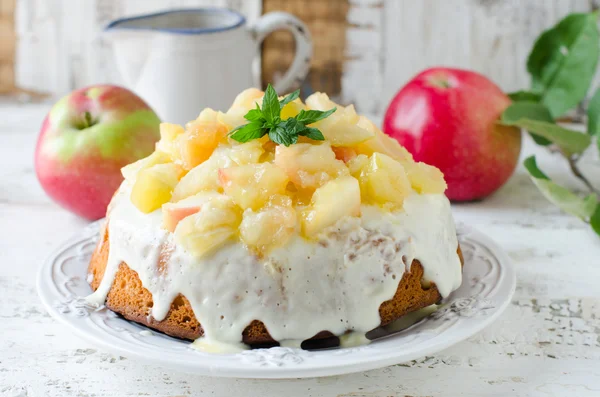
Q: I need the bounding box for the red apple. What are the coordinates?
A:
[35,85,161,219]
[383,68,521,201]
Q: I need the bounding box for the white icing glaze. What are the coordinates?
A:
[87,184,462,346]
[339,332,370,348]
[191,338,248,354]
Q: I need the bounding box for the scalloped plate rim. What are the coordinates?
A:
[36,220,516,379]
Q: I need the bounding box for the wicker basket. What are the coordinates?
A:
[0,0,15,94]
[262,0,348,97]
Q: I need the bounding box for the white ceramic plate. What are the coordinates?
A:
[37,221,515,379]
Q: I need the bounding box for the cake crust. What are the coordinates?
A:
[88,226,463,344]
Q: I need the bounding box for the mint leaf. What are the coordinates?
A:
[587,86,600,136]
[507,91,542,102]
[500,102,554,145]
[262,84,281,126]
[280,117,305,136]
[300,127,325,141]
[228,85,335,146]
[269,125,297,146]
[526,13,599,117]
[279,90,300,108]
[244,103,264,122]
[524,156,597,220]
[500,118,591,156]
[229,120,267,143]
[296,108,337,125]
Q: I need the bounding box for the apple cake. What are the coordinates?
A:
[87,87,463,350]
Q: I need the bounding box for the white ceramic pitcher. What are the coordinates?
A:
[105,8,312,124]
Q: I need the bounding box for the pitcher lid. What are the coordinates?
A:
[105,8,246,35]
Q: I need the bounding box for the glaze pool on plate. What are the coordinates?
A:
[37,221,515,379]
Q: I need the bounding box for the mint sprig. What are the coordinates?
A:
[229,84,336,147]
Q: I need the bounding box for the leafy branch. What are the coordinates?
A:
[498,12,600,235]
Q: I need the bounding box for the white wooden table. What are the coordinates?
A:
[1,103,599,397]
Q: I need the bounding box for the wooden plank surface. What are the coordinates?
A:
[1,104,599,396]
[13,0,261,95]
[11,0,600,115]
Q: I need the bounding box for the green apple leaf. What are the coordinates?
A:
[500,118,591,156]
[587,86,600,136]
[526,12,599,118]
[524,156,597,220]
[507,91,542,102]
[500,102,554,145]
[590,204,600,235]
[502,102,554,124]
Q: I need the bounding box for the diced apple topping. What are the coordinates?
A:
[332,146,357,163]
[229,88,264,111]
[347,154,369,178]
[354,116,414,162]
[219,88,265,128]
[216,111,243,130]
[162,191,222,232]
[174,195,242,258]
[155,123,184,159]
[121,151,172,181]
[403,161,447,194]
[305,93,374,146]
[172,156,226,202]
[240,195,297,252]
[194,108,219,123]
[219,163,289,210]
[123,88,449,253]
[301,176,361,237]
[175,120,229,170]
[355,153,412,209]
[274,143,348,191]
[131,163,183,213]
[281,98,305,120]
[226,140,265,165]
[171,143,264,202]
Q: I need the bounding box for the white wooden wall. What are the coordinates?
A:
[13,0,600,116]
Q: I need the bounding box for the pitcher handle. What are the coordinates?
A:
[250,11,312,93]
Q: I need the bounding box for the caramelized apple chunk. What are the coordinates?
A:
[354,153,412,209]
[240,195,297,252]
[304,93,374,146]
[274,142,348,191]
[162,191,222,232]
[131,163,183,213]
[171,142,265,202]
[301,176,361,237]
[121,151,171,181]
[174,195,242,258]
[403,161,447,194]
[354,116,414,162]
[175,120,229,170]
[219,163,289,210]
[155,123,184,160]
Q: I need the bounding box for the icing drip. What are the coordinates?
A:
[87,186,462,346]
